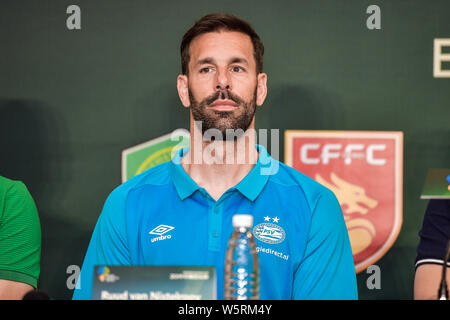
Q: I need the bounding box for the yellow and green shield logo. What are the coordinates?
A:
[121,129,190,182]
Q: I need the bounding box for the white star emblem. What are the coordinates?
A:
[264,216,271,221]
[272,216,280,223]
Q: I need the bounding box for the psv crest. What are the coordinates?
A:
[285,130,403,273]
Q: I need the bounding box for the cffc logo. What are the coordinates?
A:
[300,143,386,165]
[285,130,403,273]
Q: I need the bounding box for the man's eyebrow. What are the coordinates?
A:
[229,57,249,65]
[195,58,215,67]
[194,57,249,67]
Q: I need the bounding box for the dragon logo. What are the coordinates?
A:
[316,172,378,255]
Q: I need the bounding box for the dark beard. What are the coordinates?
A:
[189,87,257,141]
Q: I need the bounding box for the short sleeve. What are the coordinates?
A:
[415,199,450,269]
[72,188,131,300]
[292,189,358,300]
[0,180,41,288]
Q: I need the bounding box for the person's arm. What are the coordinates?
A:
[414,200,450,300]
[0,279,33,300]
[292,189,358,299]
[72,188,131,300]
[414,264,450,300]
[0,180,41,300]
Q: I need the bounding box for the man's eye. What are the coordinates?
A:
[200,67,213,73]
[231,66,245,72]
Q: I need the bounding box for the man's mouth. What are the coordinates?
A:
[209,99,238,111]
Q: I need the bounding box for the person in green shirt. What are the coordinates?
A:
[0,176,41,299]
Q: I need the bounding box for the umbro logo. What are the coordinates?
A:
[149,225,174,243]
[149,225,174,236]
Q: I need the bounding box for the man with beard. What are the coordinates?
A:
[73,13,357,300]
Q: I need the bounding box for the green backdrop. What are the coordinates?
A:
[0,0,449,300]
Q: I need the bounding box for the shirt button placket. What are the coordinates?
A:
[208,204,222,251]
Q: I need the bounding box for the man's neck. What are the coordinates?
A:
[181,131,259,201]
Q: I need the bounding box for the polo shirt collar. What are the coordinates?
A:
[169,144,273,202]
[234,144,272,201]
[169,147,200,200]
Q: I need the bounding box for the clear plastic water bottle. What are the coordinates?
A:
[224,214,259,300]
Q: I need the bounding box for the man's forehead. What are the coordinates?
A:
[189,30,254,63]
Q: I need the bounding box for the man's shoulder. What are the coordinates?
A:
[0,176,36,216]
[108,161,172,201]
[268,162,336,207]
[426,199,450,216]
[0,175,14,189]
[0,175,26,195]
[270,162,329,192]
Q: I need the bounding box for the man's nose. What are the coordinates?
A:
[215,68,231,91]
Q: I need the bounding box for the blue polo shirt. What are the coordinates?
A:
[73,145,357,300]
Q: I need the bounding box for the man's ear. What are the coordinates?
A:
[177,74,191,108]
[256,73,268,106]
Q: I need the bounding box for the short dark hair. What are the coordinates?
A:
[180,13,264,75]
